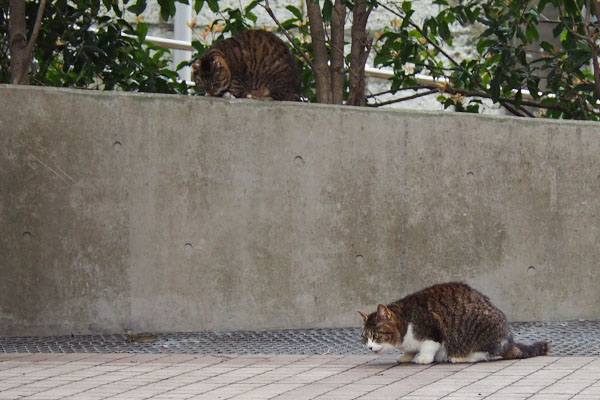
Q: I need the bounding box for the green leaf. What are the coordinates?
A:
[552,22,564,38]
[540,41,554,53]
[281,18,298,30]
[194,0,205,13]
[525,23,539,43]
[191,40,207,52]
[514,89,522,108]
[157,0,175,19]
[322,0,333,22]
[126,0,147,15]
[285,5,303,20]
[490,78,500,102]
[245,0,261,14]
[527,79,540,99]
[565,49,591,69]
[206,0,219,12]
[537,0,550,12]
[401,1,412,13]
[246,11,257,23]
[574,83,596,92]
[438,21,451,40]
[476,38,493,55]
[136,22,148,42]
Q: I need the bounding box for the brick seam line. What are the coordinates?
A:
[0,353,58,386]
[269,354,393,399]
[0,353,118,397]
[567,357,600,399]
[68,354,248,400]
[352,364,454,400]
[528,356,600,400]
[188,354,350,400]
[15,354,173,400]
[480,357,563,399]
[457,356,561,400]
[143,354,320,400]
[195,354,390,400]
[436,358,524,399]
[281,356,460,400]
[353,358,482,400]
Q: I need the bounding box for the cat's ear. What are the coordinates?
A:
[357,310,368,323]
[211,59,222,70]
[377,304,392,321]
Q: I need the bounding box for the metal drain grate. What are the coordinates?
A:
[1,320,599,356]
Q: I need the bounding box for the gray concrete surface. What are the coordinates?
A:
[1,85,599,336]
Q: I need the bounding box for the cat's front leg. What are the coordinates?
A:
[247,87,272,100]
[397,352,416,363]
[413,340,442,364]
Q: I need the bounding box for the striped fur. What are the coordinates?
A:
[358,282,551,363]
[192,30,300,101]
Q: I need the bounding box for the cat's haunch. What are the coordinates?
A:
[192,30,301,101]
[358,282,551,364]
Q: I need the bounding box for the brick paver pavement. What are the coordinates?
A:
[1,353,599,399]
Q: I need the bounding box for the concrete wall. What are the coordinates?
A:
[1,85,599,336]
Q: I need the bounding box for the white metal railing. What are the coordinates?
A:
[122,32,195,51]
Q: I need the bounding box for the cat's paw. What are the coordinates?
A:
[448,352,490,363]
[413,353,435,364]
[397,352,416,363]
[247,94,274,101]
[223,92,236,99]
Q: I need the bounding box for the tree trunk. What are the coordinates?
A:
[307,0,332,103]
[8,0,46,84]
[347,0,372,106]
[9,0,29,84]
[591,0,600,102]
[330,0,346,104]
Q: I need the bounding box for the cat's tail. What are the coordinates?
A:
[503,339,552,359]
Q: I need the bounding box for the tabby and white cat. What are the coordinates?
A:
[192,29,301,101]
[358,282,551,364]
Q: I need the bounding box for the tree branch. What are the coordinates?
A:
[500,100,526,117]
[25,0,46,61]
[262,0,314,70]
[381,81,572,113]
[588,0,600,101]
[8,0,46,84]
[347,0,373,106]
[306,0,332,103]
[369,88,438,107]
[330,0,346,104]
[366,85,425,98]
[9,0,28,84]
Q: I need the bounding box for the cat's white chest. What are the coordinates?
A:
[399,323,447,363]
[399,324,422,352]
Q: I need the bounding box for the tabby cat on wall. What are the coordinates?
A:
[358,282,551,364]
[192,29,301,101]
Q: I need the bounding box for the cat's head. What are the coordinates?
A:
[358,304,402,354]
[192,50,231,96]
